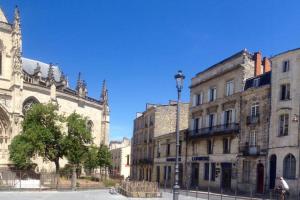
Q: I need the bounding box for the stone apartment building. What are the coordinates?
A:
[187,49,258,191]
[237,55,271,194]
[268,48,300,196]
[110,137,131,179]
[131,102,189,182]
[153,129,187,188]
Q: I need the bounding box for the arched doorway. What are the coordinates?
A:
[269,155,277,189]
[257,163,264,193]
[0,106,10,154]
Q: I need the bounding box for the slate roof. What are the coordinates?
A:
[22,57,62,82]
[244,71,271,90]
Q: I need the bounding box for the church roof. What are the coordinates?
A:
[0,7,8,23]
[22,57,62,82]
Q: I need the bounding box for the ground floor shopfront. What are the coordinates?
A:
[186,155,238,192]
[153,157,186,188]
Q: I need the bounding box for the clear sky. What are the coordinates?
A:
[1,0,300,141]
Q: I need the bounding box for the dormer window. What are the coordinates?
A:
[253,78,260,87]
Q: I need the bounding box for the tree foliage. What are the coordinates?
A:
[9,103,65,173]
[84,146,99,173]
[98,144,112,168]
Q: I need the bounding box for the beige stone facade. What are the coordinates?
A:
[131,102,189,182]
[152,130,187,188]
[110,138,131,179]
[187,50,256,191]
[237,71,271,194]
[268,48,300,196]
[0,8,110,171]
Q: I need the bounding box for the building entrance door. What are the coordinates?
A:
[257,163,264,193]
[269,155,277,189]
[191,163,199,188]
[221,163,232,191]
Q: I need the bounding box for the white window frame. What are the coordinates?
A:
[280,83,291,101]
[279,114,289,136]
[226,80,234,96]
[251,102,259,117]
[249,130,256,146]
[208,87,217,102]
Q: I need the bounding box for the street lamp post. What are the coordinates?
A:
[173,70,185,200]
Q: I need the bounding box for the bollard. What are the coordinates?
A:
[235,186,237,200]
[221,188,223,200]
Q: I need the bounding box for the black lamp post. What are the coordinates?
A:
[173,70,185,200]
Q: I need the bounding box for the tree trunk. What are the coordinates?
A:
[54,159,60,189]
[71,165,77,191]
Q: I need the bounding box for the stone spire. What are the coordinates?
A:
[46,63,55,87]
[12,6,22,75]
[101,80,108,104]
[76,72,87,97]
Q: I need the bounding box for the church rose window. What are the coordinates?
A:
[22,97,40,115]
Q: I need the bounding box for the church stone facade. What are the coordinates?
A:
[0,7,110,171]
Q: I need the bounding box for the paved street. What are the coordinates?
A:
[0,190,205,200]
[0,190,270,200]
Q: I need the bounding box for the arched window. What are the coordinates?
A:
[0,40,3,76]
[87,120,94,132]
[283,153,296,179]
[22,97,40,115]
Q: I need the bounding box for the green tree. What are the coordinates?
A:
[9,134,34,170]
[84,146,99,175]
[9,103,65,186]
[98,144,112,180]
[64,112,92,190]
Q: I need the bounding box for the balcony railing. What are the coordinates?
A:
[246,114,260,125]
[189,123,239,138]
[239,145,266,156]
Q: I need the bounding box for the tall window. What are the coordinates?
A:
[242,160,251,182]
[204,163,209,180]
[208,114,215,129]
[249,130,256,146]
[167,166,171,180]
[279,114,289,136]
[157,141,161,158]
[283,60,290,72]
[194,118,199,132]
[226,80,234,96]
[196,92,203,105]
[166,140,170,156]
[126,155,130,165]
[251,102,259,117]
[280,84,291,100]
[208,87,217,102]
[283,154,296,179]
[223,138,230,154]
[224,110,233,125]
[207,140,213,154]
[211,163,216,181]
[253,78,260,87]
[179,140,182,156]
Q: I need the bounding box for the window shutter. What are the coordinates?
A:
[213,114,217,126]
[232,109,236,123]
[208,90,211,102]
[200,92,203,104]
[213,88,217,100]
[221,111,225,125]
[198,116,202,129]
[206,115,209,127]
[192,95,197,107]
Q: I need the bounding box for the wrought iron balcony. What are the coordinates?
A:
[189,123,239,138]
[239,145,266,156]
[246,115,260,125]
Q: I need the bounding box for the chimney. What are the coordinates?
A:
[254,52,262,76]
[263,57,271,73]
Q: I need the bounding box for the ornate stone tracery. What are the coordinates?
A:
[22,97,39,115]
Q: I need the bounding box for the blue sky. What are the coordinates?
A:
[1,0,300,141]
